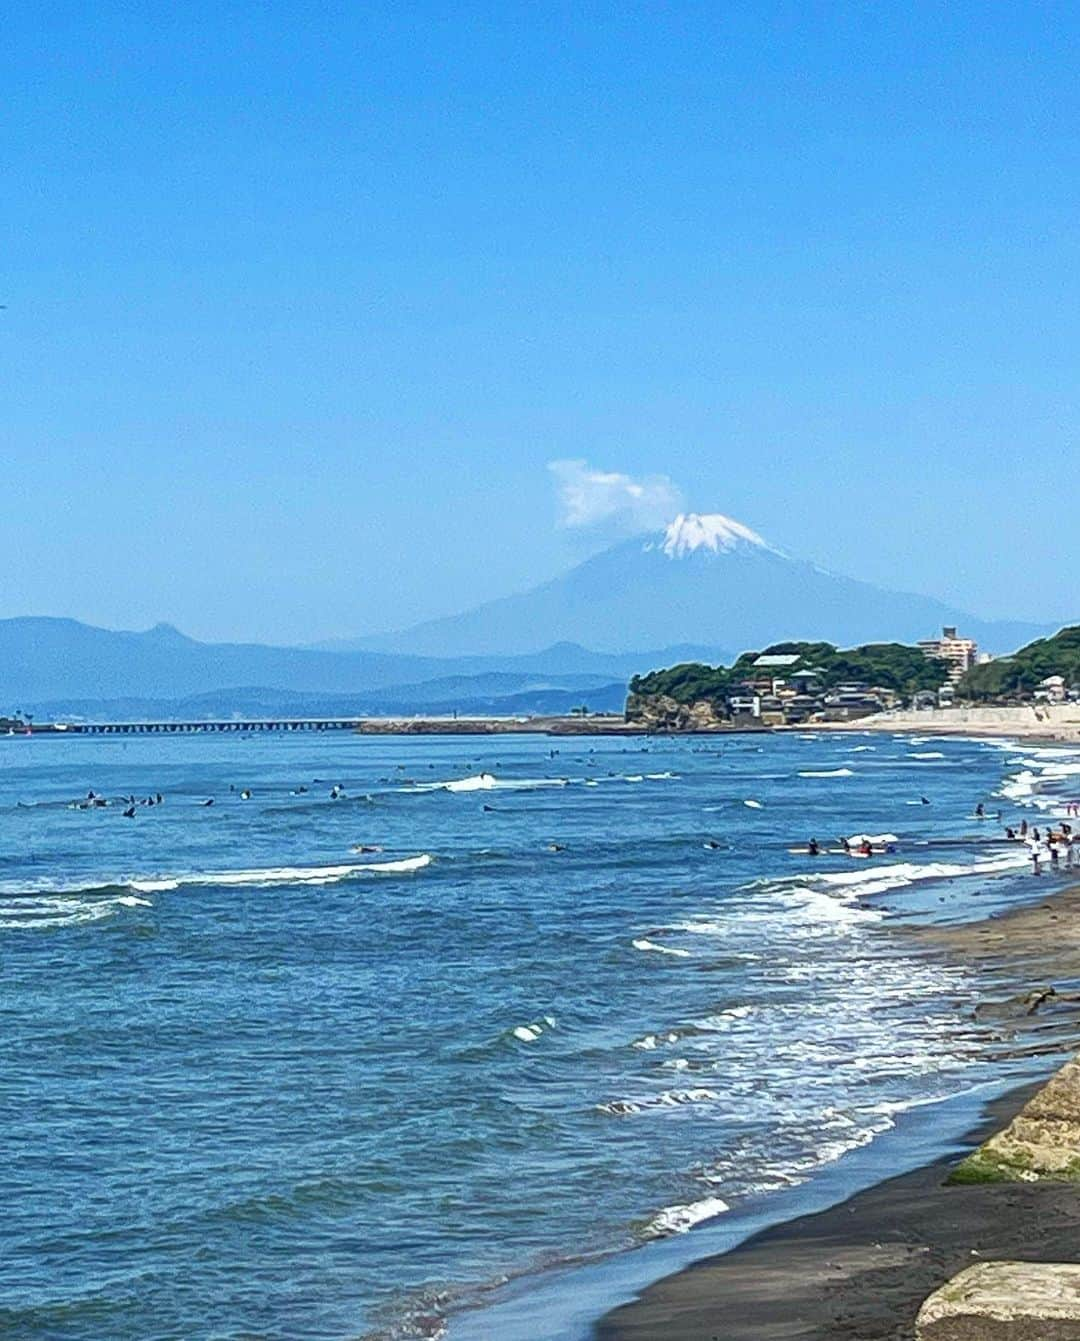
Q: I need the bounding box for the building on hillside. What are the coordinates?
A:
[1035,675,1067,704]
[752,654,802,670]
[917,626,978,684]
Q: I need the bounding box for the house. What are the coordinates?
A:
[1035,675,1067,704]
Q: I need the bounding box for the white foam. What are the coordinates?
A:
[642,1195,730,1237]
[632,1032,680,1050]
[0,890,152,931]
[798,768,854,778]
[799,851,1029,896]
[743,799,763,809]
[510,1014,556,1043]
[412,773,568,793]
[908,751,945,760]
[129,854,433,892]
[632,938,691,957]
[598,1087,720,1116]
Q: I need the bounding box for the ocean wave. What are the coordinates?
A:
[130,855,433,891]
[631,1031,681,1050]
[408,773,568,794]
[790,851,1030,898]
[0,892,152,931]
[597,1087,720,1117]
[908,751,946,760]
[0,856,435,902]
[632,938,691,957]
[509,1015,556,1044]
[641,1195,729,1238]
[798,767,854,778]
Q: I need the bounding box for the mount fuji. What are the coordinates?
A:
[360,513,1059,660]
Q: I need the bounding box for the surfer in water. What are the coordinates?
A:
[807,838,821,856]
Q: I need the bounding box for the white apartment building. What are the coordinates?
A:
[917,626,979,683]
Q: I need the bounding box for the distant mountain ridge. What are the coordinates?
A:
[0,617,721,713]
[359,513,1061,658]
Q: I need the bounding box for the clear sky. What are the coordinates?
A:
[3,2,1078,644]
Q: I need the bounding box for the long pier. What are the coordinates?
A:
[18,718,365,736]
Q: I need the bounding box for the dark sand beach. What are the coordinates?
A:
[599,883,1080,1341]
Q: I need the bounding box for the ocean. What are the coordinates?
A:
[2,728,1077,1340]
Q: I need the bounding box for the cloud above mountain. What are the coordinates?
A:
[548,459,685,535]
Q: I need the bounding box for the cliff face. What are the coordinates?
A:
[625,692,726,731]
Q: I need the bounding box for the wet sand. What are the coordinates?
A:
[598,884,1080,1341]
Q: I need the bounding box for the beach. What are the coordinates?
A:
[599,882,1080,1340]
[812,702,1080,744]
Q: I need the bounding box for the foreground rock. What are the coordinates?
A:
[950,1055,1080,1184]
[916,1261,1080,1339]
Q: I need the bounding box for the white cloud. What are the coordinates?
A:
[548,459,684,534]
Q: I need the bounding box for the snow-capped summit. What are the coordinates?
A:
[655,512,770,558]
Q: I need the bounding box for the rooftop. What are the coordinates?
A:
[752,654,802,668]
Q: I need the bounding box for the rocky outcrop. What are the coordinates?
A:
[950,1055,1080,1184]
[624,693,726,731]
[916,1262,1080,1339]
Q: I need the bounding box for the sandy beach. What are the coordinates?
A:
[599,881,1080,1341]
[812,702,1080,744]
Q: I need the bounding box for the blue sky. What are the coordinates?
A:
[2,2,1077,644]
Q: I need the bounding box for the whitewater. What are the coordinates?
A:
[1,728,1075,1341]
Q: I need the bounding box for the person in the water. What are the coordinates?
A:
[807,838,820,856]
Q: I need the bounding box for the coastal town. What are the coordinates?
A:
[627,624,1080,731]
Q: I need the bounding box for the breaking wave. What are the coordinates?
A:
[632,938,692,957]
[641,1195,730,1238]
[408,773,569,793]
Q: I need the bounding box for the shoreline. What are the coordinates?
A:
[597,880,1080,1341]
[595,1082,1057,1341]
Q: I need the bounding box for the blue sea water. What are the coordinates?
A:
[1,728,1077,1340]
